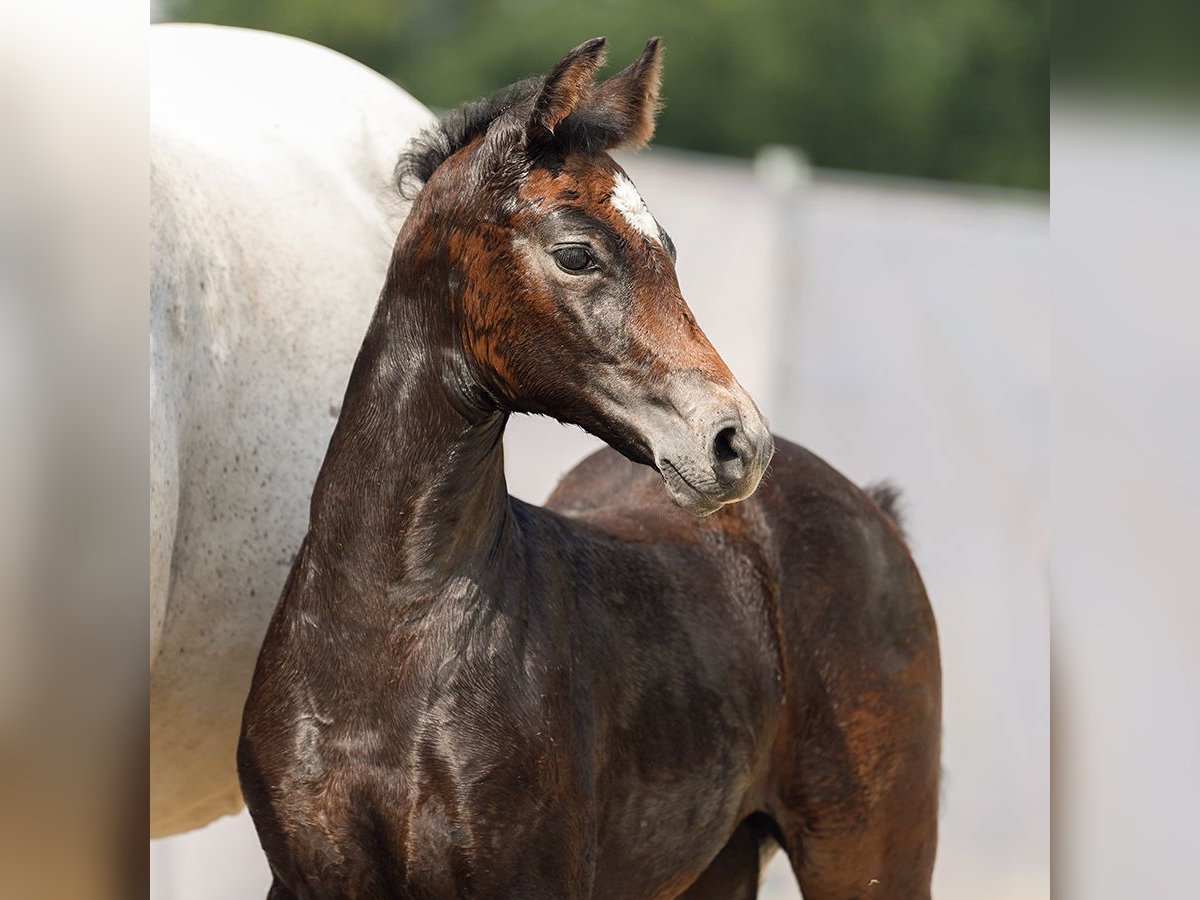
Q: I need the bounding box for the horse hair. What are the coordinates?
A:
[394,75,642,199]
[866,480,906,536]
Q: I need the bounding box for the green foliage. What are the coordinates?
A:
[166,0,1047,190]
[1056,0,1200,99]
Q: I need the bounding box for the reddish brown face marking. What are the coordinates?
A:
[457,151,772,515]
[514,154,736,383]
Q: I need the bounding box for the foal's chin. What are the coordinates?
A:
[659,462,763,517]
[664,481,727,517]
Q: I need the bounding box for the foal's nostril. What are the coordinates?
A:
[711,420,751,490]
[713,426,740,465]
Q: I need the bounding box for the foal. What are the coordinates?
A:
[239,38,941,899]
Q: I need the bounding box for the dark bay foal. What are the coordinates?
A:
[239,38,940,899]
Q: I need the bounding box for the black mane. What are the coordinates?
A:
[394,77,542,199]
[394,76,635,199]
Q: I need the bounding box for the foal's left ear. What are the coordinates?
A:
[530,37,608,137]
[588,38,664,151]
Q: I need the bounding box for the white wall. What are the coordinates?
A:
[151,151,1050,899]
[783,172,1049,899]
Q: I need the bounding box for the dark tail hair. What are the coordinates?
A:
[865,480,905,537]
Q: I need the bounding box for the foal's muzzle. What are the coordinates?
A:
[651,378,774,517]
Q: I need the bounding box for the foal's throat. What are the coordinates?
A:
[307,284,513,589]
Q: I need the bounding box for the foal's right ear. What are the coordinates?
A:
[529,37,608,138]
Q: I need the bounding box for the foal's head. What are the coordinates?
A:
[394,38,772,515]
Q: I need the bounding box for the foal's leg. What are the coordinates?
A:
[680,817,777,899]
[776,727,940,900]
[771,644,941,898]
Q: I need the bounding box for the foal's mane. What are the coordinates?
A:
[394,78,543,199]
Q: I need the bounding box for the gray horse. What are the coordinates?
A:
[150,24,432,836]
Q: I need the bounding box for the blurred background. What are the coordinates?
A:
[163,0,1048,191]
[148,1,1049,898]
[10,0,1200,897]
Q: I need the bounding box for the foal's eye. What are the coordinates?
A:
[552,246,596,274]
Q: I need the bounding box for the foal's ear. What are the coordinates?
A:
[530,37,608,138]
[588,38,664,151]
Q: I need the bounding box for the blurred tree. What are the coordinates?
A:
[164,0,1047,190]
[1057,0,1200,98]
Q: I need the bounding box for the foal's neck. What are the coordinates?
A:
[307,258,512,591]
